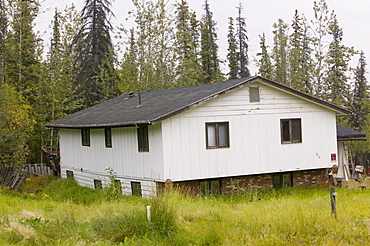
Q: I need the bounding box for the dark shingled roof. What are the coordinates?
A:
[337,124,366,140]
[46,76,350,129]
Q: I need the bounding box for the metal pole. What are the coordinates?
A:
[330,186,337,218]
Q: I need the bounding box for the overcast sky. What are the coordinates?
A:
[37,0,370,80]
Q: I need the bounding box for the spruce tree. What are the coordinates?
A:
[288,10,312,93]
[200,0,223,83]
[174,0,202,87]
[271,19,289,85]
[73,0,120,108]
[119,28,139,93]
[227,17,238,79]
[256,33,272,79]
[235,3,250,78]
[350,51,369,131]
[323,13,354,107]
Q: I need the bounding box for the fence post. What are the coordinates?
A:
[330,186,337,218]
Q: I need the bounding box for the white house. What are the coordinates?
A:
[46,76,350,196]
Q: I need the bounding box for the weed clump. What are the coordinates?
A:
[91,198,177,243]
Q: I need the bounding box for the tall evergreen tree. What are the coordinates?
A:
[235,3,250,78]
[42,7,81,150]
[288,10,312,93]
[200,0,223,83]
[227,17,238,79]
[256,33,272,79]
[323,13,354,107]
[119,28,139,93]
[350,51,369,131]
[174,0,202,87]
[271,18,289,85]
[73,0,120,108]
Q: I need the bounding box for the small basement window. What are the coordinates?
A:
[81,129,90,147]
[206,122,230,149]
[137,125,149,152]
[200,179,221,195]
[94,179,102,189]
[105,128,112,148]
[66,170,74,180]
[273,173,292,188]
[131,182,142,197]
[281,119,302,144]
[249,87,260,102]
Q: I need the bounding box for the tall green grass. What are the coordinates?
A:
[0,177,369,245]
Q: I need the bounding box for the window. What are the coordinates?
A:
[131,182,142,196]
[105,128,112,148]
[81,129,90,146]
[137,125,149,152]
[281,119,302,144]
[66,170,74,180]
[206,122,229,149]
[200,179,221,195]
[94,179,102,189]
[273,173,292,188]
[249,87,260,102]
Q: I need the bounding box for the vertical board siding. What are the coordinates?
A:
[59,123,164,196]
[162,83,339,181]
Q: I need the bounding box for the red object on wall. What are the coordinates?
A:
[331,153,336,162]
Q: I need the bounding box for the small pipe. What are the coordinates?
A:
[146,206,151,222]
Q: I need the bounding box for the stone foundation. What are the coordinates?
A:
[165,169,329,196]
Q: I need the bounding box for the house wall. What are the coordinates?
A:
[59,123,164,196]
[161,82,338,182]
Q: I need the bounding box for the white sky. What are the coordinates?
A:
[37,0,370,81]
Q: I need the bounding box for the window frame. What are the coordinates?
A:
[66,170,74,180]
[131,181,142,197]
[273,172,292,188]
[94,179,102,189]
[81,128,90,147]
[137,125,149,152]
[280,118,302,144]
[200,179,221,195]
[105,128,112,148]
[249,87,260,103]
[205,122,230,149]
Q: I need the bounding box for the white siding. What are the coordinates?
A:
[162,82,338,181]
[59,123,164,196]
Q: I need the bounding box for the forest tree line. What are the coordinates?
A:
[0,0,369,167]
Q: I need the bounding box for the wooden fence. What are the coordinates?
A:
[0,163,52,190]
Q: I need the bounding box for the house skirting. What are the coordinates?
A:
[164,169,329,196]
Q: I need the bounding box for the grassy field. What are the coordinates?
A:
[0,176,369,245]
